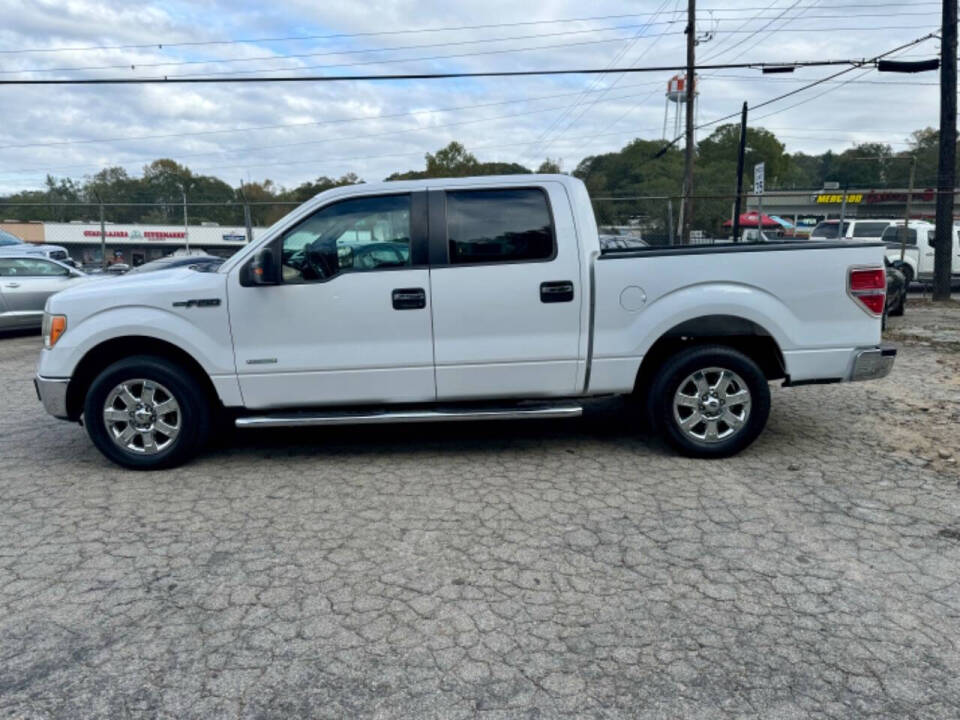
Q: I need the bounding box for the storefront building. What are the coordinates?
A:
[746,187,943,236]
[0,221,265,266]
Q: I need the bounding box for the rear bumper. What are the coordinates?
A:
[34,374,70,419]
[849,343,897,382]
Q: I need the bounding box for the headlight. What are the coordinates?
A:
[42,313,67,349]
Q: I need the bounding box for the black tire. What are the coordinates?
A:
[83,355,211,470]
[898,263,914,288]
[889,292,905,317]
[645,345,771,459]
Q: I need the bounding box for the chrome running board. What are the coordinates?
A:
[235,402,583,429]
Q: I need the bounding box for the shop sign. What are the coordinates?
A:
[814,193,863,204]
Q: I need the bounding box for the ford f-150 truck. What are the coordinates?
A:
[34,175,896,469]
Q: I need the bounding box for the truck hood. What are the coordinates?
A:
[46,266,227,321]
[0,243,66,256]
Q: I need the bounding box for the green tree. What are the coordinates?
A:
[537,158,562,174]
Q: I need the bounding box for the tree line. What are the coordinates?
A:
[0,125,948,233]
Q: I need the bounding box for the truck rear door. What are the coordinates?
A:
[427,183,584,400]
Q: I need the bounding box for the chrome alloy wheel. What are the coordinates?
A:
[672,367,752,444]
[102,379,181,455]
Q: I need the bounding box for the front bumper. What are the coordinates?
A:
[849,343,897,382]
[34,374,70,419]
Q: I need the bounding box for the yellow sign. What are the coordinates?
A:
[815,193,863,204]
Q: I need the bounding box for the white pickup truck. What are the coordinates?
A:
[882,220,960,286]
[35,175,896,469]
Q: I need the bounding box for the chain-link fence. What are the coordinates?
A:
[0,187,937,270]
[594,192,812,247]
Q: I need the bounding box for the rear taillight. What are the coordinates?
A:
[848,267,886,316]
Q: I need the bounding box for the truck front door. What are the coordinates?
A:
[227,191,435,409]
[427,184,584,400]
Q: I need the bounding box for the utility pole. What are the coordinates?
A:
[181,185,190,255]
[239,180,254,244]
[681,0,696,245]
[732,102,748,242]
[933,0,956,300]
[95,192,106,270]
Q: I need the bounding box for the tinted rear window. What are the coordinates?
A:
[811,221,848,238]
[852,222,891,237]
[446,188,554,264]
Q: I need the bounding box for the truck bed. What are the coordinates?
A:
[587,240,888,393]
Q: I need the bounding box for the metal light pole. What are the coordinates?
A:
[182,185,190,255]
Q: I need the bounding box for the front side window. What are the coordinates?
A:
[446,188,554,264]
[280,194,411,283]
[0,258,67,276]
[881,226,916,245]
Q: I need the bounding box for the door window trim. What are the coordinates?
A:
[427,186,558,268]
[247,190,428,286]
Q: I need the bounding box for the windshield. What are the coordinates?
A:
[0,229,24,246]
[810,221,849,239]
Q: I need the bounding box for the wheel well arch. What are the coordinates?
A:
[634,315,786,394]
[66,336,221,420]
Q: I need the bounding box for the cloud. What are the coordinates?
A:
[0,0,943,194]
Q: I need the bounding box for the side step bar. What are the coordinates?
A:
[235,402,583,429]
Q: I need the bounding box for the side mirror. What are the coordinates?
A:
[246,246,279,286]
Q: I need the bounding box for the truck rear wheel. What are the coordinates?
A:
[646,345,770,458]
[83,355,211,470]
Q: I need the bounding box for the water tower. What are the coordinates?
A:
[662,74,698,140]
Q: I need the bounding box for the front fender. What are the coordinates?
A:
[37,304,235,379]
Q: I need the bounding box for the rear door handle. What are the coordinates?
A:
[540,281,574,303]
[392,287,426,310]
[4,283,20,288]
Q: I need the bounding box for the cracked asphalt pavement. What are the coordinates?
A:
[2,301,960,718]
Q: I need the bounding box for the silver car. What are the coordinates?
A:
[0,228,72,262]
[0,255,89,330]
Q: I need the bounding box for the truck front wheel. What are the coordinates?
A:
[83,355,211,470]
[646,345,771,458]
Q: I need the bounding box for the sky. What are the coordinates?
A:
[0,0,945,195]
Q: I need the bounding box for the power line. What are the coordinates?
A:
[0,4,939,55]
[0,58,884,86]
[534,0,680,154]
[529,0,675,155]
[0,87,670,176]
[0,22,681,76]
[657,32,937,151]
[4,11,938,76]
[702,0,802,63]
[0,80,667,152]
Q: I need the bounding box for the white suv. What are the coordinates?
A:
[810,219,896,242]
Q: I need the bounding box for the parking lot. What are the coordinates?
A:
[1,302,959,719]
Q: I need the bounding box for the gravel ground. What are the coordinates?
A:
[1,302,959,719]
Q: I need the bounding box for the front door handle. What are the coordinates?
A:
[540,281,574,303]
[392,287,426,310]
[4,282,20,288]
